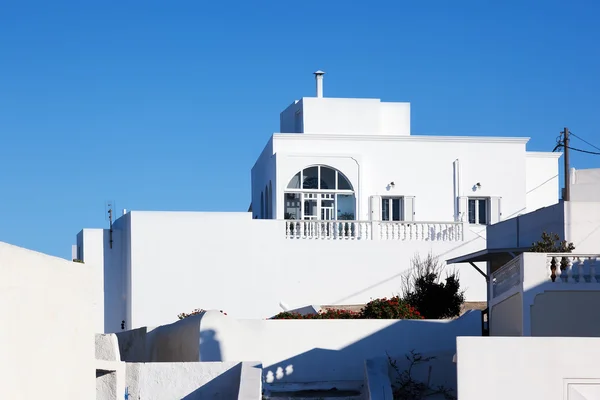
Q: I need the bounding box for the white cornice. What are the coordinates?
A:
[272,133,530,144]
[526,151,562,158]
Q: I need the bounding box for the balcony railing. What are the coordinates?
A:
[492,256,521,298]
[546,253,600,283]
[284,220,464,241]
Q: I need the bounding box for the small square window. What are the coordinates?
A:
[468,198,488,225]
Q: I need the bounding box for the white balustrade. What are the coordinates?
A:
[285,220,371,240]
[378,221,463,241]
[546,254,600,283]
[285,220,464,241]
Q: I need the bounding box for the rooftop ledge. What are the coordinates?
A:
[273,133,531,144]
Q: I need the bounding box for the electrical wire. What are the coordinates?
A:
[569,132,600,152]
[554,143,600,156]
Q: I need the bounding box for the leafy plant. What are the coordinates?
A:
[400,253,464,319]
[271,297,423,320]
[530,232,575,253]
[530,231,575,281]
[360,297,423,319]
[388,351,456,400]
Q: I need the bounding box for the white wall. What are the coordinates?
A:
[79,215,129,333]
[300,97,411,135]
[571,167,600,202]
[250,137,276,219]
[271,134,547,223]
[457,337,600,400]
[487,201,600,252]
[487,202,566,249]
[94,211,490,330]
[0,242,98,399]
[564,201,600,253]
[525,152,561,215]
[126,310,481,387]
[125,362,245,399]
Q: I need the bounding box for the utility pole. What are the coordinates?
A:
[563,127,570,201]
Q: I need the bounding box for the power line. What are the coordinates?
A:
[555,143,600,156]
[569,132,600,152]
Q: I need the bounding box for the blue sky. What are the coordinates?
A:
[1,0,599,258]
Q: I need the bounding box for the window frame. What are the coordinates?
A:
[381,196,404,221]
[467,197,489,225]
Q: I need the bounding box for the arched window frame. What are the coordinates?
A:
[284,165,356,221]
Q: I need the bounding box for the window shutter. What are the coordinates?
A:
[490,196,502,224]
[403,196,415,221]
[370,196,381,220]
[458,197,468,222]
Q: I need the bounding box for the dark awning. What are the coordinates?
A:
[446,247,531,281]
[446,247,530,264]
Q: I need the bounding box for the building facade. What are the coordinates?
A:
[76,73,561,333]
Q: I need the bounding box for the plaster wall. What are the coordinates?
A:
[270,135,552,223]
[125,362,244,400]
[250,137,276,219]
[571,167,600,202]
[279,97,410,136]
[128,310,481,386]
[564,201,600,253]
[115,211,488,330]
[487,201,600,252]
[525,152,561,214]
[0,242,97,399]
[457,337,600,400]
[487,202,566,249]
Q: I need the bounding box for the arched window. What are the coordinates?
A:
[284,165,355,221]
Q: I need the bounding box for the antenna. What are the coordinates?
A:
[105,200,115,249]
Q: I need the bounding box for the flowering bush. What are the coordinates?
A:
[271,297,423,320]
[178,309,227,320]
[272,309,360,319]
[360,296,423,319]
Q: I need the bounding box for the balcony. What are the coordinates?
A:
[489,252,600,336]
[284,220,464,241]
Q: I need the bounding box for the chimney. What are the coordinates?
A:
[314,70,325,98]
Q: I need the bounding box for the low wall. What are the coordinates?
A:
[125,361,261,399]
[121,310,481,386]
[457,337,600,400]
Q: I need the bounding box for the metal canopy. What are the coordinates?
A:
[446,247,531,282]
[446,247,530,265]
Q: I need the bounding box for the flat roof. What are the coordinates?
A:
[446,247,531,264]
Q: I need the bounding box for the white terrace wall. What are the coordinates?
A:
[489,252,600,337]
[487,201,600,252]
[0,242,99,399]
[118,310,482,388]
[83,211,490,331]
[457,337,600,400]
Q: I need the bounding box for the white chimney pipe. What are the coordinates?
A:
[314,70,325,98]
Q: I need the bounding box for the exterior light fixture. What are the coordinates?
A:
[390,182,395,188]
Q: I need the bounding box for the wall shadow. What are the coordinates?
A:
[181,362,241,399]
[199,329,222,361]
[261,313,481,388]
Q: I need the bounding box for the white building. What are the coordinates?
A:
[76,72,561,333]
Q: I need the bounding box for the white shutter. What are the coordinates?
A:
[403,196,415,221]
[458,196,468,222]
[490,196,502,224]
[370,195,382,221]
